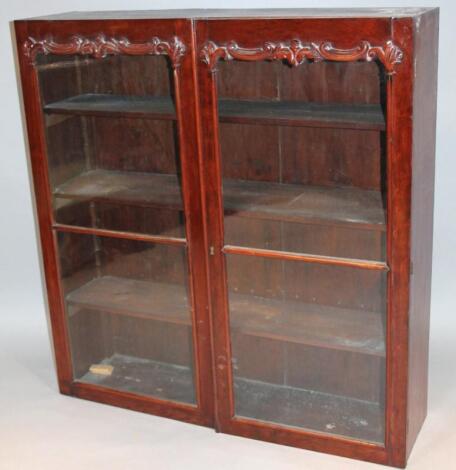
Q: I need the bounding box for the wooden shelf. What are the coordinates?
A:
[223,178,385,230]
[220,99,385,130]
[54,170,183,209]
[79,353,383,443]
[230,292,385,357]
[44,93,385,130]
[67,276,385,357]
[54,169,386,230]
[66,276,191,325]
[44,94,176,120]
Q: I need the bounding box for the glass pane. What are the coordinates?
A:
[218,59,388,444]
[226,254,386,443]
[217,60,387,261]
[58,232,195,404]
[37,54,184,237]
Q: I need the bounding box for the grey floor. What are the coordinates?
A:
[1,285,455,470]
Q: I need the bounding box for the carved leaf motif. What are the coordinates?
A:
[201,39,403,74]
[368,40,404,74]
[23,35,186,68]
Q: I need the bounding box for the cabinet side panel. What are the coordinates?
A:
[407,9,439,458]
[13,20,75,392]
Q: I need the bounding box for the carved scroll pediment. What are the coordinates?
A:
[23,34,186,68]
[200,39,403,74]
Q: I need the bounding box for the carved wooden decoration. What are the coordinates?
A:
[200,39,403,74]
[23,35,186,68]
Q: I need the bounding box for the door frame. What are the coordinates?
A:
[14,17,215,428]
[195,17,413,467]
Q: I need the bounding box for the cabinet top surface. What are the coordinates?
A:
[19,7,437,21]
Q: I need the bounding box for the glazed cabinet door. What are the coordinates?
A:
[16,19,213,426]
[197,18,407,461]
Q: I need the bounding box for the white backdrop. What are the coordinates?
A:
[1,2,454,470]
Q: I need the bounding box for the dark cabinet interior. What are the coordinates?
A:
[15,8,438,468]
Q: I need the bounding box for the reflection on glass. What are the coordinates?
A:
[58,232,195,404]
